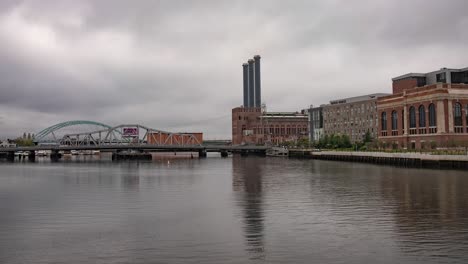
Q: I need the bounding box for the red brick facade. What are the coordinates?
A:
[377,84,468,149]
[232,107,308,145]
[392,78,418,94]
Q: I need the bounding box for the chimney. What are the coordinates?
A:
[253,55,261,107]
[242,63,249,107]
[248,59,255,107]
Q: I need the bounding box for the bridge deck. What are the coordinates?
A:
[0,145,268,153]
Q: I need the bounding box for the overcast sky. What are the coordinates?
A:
[0,0,467,139]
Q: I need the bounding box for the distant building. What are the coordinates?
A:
[232,107,308,145]
[232,55,308,145]
[0,140,16,148]
[392,67,468,94]
[308,106,323,142]
[323,93,389,143]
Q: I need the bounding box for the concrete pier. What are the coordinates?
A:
[306,151,468,169]
[28,151,36,162]
[198,150,207,158]
[50,151,62,161]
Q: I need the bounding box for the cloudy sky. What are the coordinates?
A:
[0,0,467,139]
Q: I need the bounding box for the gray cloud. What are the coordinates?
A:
[0,0,467,138]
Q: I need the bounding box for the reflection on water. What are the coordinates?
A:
[0,156,467,263]
[232,156,265,260]
[381,170,468,261]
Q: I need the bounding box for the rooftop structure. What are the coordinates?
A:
[392,67,468,94]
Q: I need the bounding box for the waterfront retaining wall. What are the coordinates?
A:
[290,150,468,169]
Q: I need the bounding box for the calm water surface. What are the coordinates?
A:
[1,155,467,263]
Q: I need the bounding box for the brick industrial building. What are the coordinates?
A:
[322,94,389,143]
[232,55,309,145]
[378,67,468,149]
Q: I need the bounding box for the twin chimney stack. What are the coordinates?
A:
[242,55,261,108]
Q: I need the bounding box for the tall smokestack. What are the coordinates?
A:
[253,55,261,107]
[248,59,255,107]
[242,63,249,107]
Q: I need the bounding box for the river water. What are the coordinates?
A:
[1,155,467,264]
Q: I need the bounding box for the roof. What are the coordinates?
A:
[329,93,390,105]
[392,73,426,81]
[263,112,305,116]
[392,67,468,81]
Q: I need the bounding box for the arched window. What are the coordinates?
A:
[428,104,436,127]
[419,105,426,127]
[391,111,398,130]
[454,102,462,126]
[381,112,387,130]
[409,106,416,128]
[466,104,468,127]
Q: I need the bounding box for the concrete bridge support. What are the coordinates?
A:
[50,150,62,162]
[220,151,228,158]
[7,151,15,162]
[198,150,207,158]
[28,151,36,162]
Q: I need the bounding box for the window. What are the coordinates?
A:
[419,105,426,127]
[429,104,436,127]
[454,102,462,126]
[391,111,398,136]
[409,106,416,128]
[436,72,446,83]
[381,112,387,130]
[428,103,437,133]
[466,104,468,128]
[391,111,398,130]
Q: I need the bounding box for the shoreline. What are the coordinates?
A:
[289,149,468,169]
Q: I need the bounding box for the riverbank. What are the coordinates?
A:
[289,149,468,169]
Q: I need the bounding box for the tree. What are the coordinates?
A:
[341,135,351,148]
[14,137,34,146]
[363,130,372,143]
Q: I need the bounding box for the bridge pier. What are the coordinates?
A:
[220,151,228,158]
[7,151,15,162]
[28,151,36,162]
[50,150,62,162]
[198,150,207,158]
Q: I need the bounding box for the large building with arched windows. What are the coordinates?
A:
[378,67,468,149]
[232,107,309,145]
[232,55,309,145]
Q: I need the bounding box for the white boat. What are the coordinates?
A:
[35,150,47,156]
[266,147,289,157]
[71,150,79,155]
[92,150,100,155]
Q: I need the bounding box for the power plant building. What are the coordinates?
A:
[232,55,309,145]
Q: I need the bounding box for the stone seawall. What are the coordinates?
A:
[289,150,468,169]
